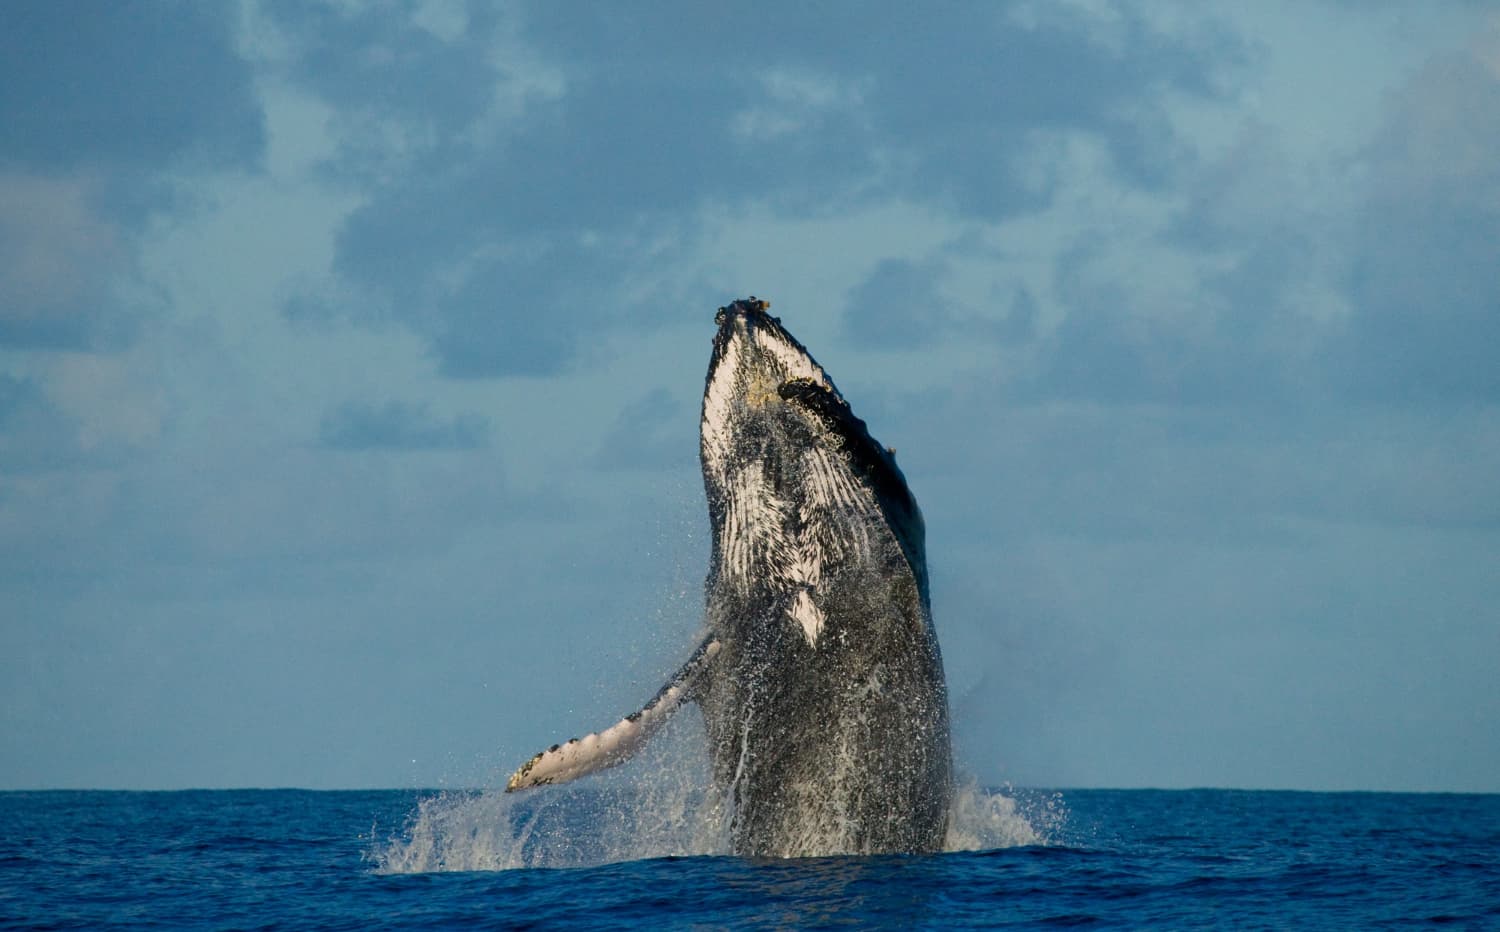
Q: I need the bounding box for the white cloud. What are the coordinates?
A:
[730,68,869,140]
[1479,13,1500,78]
[1368,48,1500,206]
[44,351,167,451]
[0,172,123,328]
[410,0,469,43]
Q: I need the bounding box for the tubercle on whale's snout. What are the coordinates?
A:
[714,296,775,332]
[716,296,771,321]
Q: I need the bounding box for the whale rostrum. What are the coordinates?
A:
[507,297,952,857]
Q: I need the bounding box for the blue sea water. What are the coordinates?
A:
[2,787,1497,929]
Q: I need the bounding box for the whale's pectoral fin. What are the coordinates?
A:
[505,634,721,792]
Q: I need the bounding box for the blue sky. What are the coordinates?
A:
[2,2,1497,792]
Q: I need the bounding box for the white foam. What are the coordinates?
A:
[374,722,729,872]
[945,779,1067,851]
[374,761,1060,872]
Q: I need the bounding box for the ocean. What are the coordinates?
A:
[2,786,1496,929]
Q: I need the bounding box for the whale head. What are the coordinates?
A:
[699,297,926,646]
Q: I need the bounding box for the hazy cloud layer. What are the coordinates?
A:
[319,400,489,451]
[1341,49,1500,402]
[0,4,262,177]
[2,1,1497,792]
[0,4,262,352]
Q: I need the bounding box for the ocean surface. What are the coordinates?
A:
[2,786,1496,929]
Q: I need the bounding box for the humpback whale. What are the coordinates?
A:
[507,297,952,857]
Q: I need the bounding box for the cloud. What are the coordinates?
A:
[730,68,870,142]
[259,1,498,127]
[0,3,263,182]
[0,352,166,474]
[0,173,129,348]
[1016,232,1292,406]
[516,2,1242,219]
[45,352,168,451]
[1335,48,1500,402]
[418,238,648,379]
[0,374,73,473]
[840,257,956,350]
[0,5,264,353]
[592,387,696,471]
[1010,34,1500,410]
[261,2,1243,380]
[318,400,489,451]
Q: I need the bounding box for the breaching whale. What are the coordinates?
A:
[507,297,952,857]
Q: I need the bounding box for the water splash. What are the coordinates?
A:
[372,724,729,872]
[945,779,1068,851]
[371,784,726,872]
[373,760,1061,873]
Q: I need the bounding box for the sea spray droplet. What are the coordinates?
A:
[375,731,1054,871]
[375,724,731,871]
[945,781,1067,852]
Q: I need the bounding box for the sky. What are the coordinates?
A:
[2,1,1497,793]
